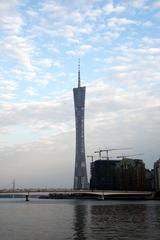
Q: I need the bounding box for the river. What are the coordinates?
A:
[0,199,160,240]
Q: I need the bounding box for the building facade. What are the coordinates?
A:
[90,160,120,190]
[154,159,160,191]
[73,62,88,189]
[145,169,155,191]
[116,158,145,191]
[90,158,145,191]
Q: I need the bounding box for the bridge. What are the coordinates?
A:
[0,190,155,200]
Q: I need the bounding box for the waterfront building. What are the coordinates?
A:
[145,169,155,191]
[116,158,145,191]
[154,158,160,191]
[73,61,88,189]
[90,158,145,191]
[90,159,120,190]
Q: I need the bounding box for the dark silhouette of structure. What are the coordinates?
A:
[73,60,88,189]
[154,158,160,191]
[90,158,145,191]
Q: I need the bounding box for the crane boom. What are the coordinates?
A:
[94,150,103,159]
[117,153,143,159]
[100,148,132,160]
[87,155,97,162]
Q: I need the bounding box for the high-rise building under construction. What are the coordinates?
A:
[90,158,145,191]
[73,61,88,189]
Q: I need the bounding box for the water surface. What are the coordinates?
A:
[0,199,160,240]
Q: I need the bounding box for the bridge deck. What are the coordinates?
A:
[0,190,153,197]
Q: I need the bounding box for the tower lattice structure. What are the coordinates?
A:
[73,61,88,189]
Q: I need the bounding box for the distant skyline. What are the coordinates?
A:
[0,0,160,188]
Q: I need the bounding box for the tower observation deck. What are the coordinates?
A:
[73,61,88,189]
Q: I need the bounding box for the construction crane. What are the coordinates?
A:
[116,153,144,160]
[87,155,97,163]
[101,156,117,160]
[94,150,103,159]
[100,148,132,160]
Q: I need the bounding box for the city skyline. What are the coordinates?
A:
[0,0,160,188]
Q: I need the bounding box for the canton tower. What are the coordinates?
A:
[73,60,88,190]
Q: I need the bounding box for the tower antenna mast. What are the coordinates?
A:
[78,58,81,87]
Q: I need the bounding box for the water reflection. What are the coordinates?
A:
[0,200,160,240]
[90,203,160,240]
[145,204,160,239]
[72,201,160,240]
[72,204,88,240]
[90,204,146,239]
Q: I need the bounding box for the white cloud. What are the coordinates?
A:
[129,0,146,9]
[69,10,84,23]
[0,15,23,33]
[0,0,21,10]
[27,9,39,17]
[0,127,14,135]
[103,2,126,14]
[25,86,37,96]
[98,17,138,41]
[0,95,74,132]
[0,35,34,70]
[153,1,160,9]
[80,44,92,51]
[0,131,75,188]
[143,21,153,27]
[0,0,23,33]
[110,65,131,71]
[107,17,137,28]
[48,46,60,53]
[34,58,61,68]
[148,48,160,54]
[85,8,102,20]
[38,0,94,43]
[67,44,92,56]
[41,1,65,14]
[0,78,17,101]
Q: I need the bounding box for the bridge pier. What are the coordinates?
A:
[25,194,29,202]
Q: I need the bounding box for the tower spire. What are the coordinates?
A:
[78,58,81,87]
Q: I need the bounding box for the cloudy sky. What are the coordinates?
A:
[0,0,160,189]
